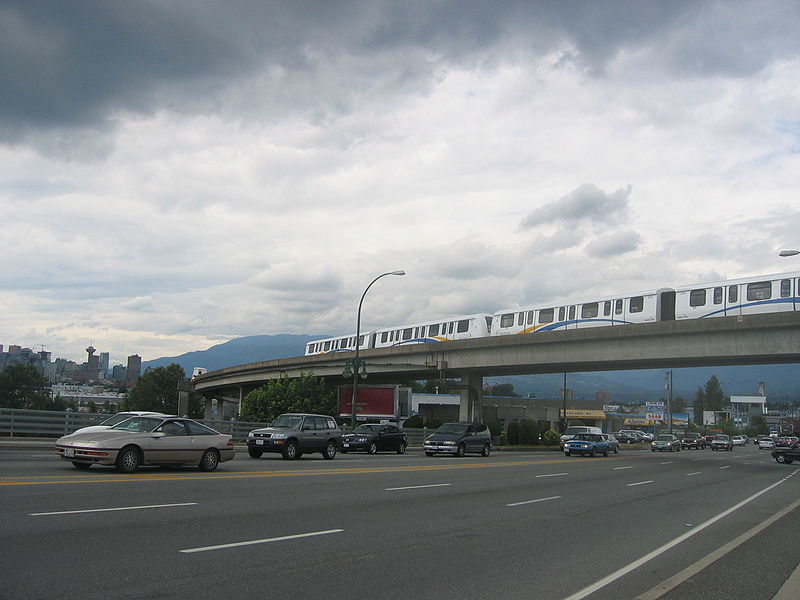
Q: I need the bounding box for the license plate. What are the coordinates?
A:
[342,443,350,448]
[64,448,75,458]
[256,439,264,446]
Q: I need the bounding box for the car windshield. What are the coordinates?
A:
[565,427,589,435]
[436,423,468,435]
[715,435,730,440]
[353,425,381,434]
[656,435,673,441]
[683,433,699,438]
[110,416,163,433]
[99,413,139,427]
[573,434,601,441]
[271,415,304,429]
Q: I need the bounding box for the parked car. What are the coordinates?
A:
[710,434,733,451]
[341,424,407,454]
[247,413,342,460]
[559,426,603,449]
[564,433,616,457]
[759,437,776,449]
[651,434,681,452]
[615,430,644,444]
[775,436,799,447]
[55,415,235,473]
[754,434,769,445]
[69,411,170,436]
[638,432,655,442]
[680,432,705,449]
[602,433,620,454]
[731,435,746,446]
[423,422,492,457]
[771,441,800,464]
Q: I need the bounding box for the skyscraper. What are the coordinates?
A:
[126,354,142,382]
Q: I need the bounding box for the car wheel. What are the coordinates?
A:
[651,448,655,452]
[281,440,299,460]
[564,450,570,456]
[72,461,91,470]
[367,441,377,455]
[199,448,220,472]
[322,440,337,460]
[248,447,263,459]
[613,446,619,454]
[481,442,491,457]
[456,443,466,457]
[775,453,787,463]
[397,441,407,454]
[603,448,609,457]
[115,446,140,473]
[590,448,596,457]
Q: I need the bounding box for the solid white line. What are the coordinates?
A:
[613,466,634,470]
[30,502,197,516]
[385,483,452,491]
[559,473,795,600]
[660,461,674,465]
[180,529,344,554]
[536,472,568,478]
[720,465,732,469]
[686,472,701,476]
[507,496,561,507]
[627,480,654,487]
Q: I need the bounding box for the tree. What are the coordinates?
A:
[693,387,706,425]
[484,383,520,397]
[124,364,185,414]
[671,396,687,414]
[0,363,52,409]
[239,373,336,423]
[704,376,725,411]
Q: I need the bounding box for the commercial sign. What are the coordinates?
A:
[339,385,397,419]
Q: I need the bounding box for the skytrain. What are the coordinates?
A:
[304,270,800,356]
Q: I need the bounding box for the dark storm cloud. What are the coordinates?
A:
[520,184,632,229]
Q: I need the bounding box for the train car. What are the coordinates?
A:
[674,271,800,320]
[491,289,674,335]
[371,313,492,349]
[305,332,371,356]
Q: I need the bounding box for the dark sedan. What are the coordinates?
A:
[341,424,407,454]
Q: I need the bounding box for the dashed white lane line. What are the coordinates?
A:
[536,472,568,478]
[385,483,452,491]
[686,472,701,476]
[30,502,197,516]
[180,529,344,554]
[627,480,654,487]
[507,496,562,507]
[614,466,634,470]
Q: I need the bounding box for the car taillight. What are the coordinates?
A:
[227,440,234,447]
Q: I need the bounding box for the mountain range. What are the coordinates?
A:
[143,334,800,403]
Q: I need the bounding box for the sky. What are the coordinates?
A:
[1,0,799,367]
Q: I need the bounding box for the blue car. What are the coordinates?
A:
[564,433,614,457]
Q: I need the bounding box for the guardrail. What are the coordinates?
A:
[0,408,267,441]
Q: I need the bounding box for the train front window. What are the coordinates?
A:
[747,281,771,301]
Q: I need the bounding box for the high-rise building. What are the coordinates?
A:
[126,354,142,381]
[99,352,109,371]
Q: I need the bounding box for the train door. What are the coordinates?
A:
[659,290,676,321]
[726,284,741,317]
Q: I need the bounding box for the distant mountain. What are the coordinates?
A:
[144,334,800,403]
[143,334,324,373]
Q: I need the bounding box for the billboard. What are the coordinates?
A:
[339,386,397,419]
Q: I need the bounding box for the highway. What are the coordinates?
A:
[1,443,798,600]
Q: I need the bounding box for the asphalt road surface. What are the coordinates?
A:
[1,442,798,600]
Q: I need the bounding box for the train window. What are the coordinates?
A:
[517,312,524,326]
[381,332,388,343]
[449,322,454,334]
[485,316,492,332]
[323,341,331,351]
[358,335,365,346]
[402,328,413,340]
[558,307,566,321]
[615,299,623,315]
[457,319,469,333]
[500,313,514,328]
[429,324,439,336]
[340,338,348,348]
[568,306,576,320]
[690,289,706,307]
[604,301,611,316]
[630,296,644,313]
[713,287,723,304]
[527,311,534,325]
[729,286,738,303]
[539,308,554,323]
[581,303,599,318]
[781,279,791,298]
[747,281,771,301]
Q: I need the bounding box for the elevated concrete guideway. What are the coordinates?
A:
[192,312,800,420]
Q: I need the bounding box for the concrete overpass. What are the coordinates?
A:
[192,312,800,420]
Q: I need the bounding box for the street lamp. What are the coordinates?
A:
[346,270,405,428]
[779,250,800,257]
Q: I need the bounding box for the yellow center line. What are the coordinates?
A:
[0,454,649,486]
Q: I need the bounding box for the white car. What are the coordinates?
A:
[731,435,746,446]
[68,411,170,436]
[759,437,776,449]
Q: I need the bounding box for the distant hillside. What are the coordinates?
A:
[144,334,800,403]
[143,334,324,373]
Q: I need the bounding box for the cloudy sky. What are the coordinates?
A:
[2,0,799,366]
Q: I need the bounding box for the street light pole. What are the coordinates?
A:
[348,270,405,429]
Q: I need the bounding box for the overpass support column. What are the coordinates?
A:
[204,396,213,420]
[458,373,483,422]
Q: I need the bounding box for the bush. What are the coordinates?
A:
[519,419,541,445]
[403,415,424,428]
[507,420,520,445]
[542,428,561,446]
[425,418,443,429]
[488,420,502,439]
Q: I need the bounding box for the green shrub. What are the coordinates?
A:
[519,419,541,445]
[488,420,502,439]
[425,418,443,429]
[507,420,520,445]
[542,428,560,446]
[403,415,424,428]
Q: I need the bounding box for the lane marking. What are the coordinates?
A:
[507,495,561,507]
[720,465,731,469]
[30,502,197,516]
[627,480,654,487]
[660,461,674,465]
[385,483,451,491]
[560,470,799,600]
[686,472,701,476]
[613,466,634,470]
[180,529,343,553]
[536,472,568,478]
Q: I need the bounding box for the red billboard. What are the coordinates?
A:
[339,386,397,418]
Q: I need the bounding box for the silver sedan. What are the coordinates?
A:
[55,416,235,473]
